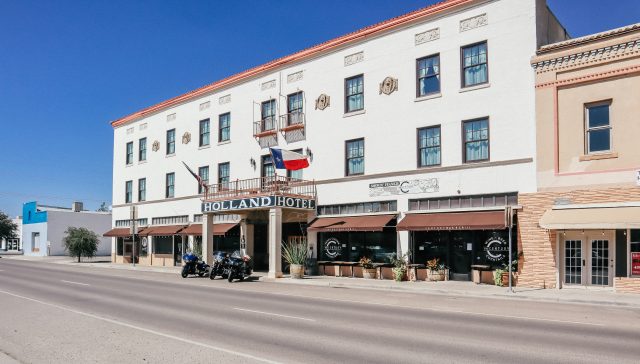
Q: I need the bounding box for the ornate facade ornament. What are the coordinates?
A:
[415,28,440,45]
[199,101,210,111]
[344,51,364,66]
[532,39,640,73]
[152,140,160,152]
[261,79,276,91]
[182,132,191,145]
[166,113,176,122]
[379,77,398,95]
[459,13,488,32]
[287,71,303,83]
[315,94,330,110]
[219,94,231,105]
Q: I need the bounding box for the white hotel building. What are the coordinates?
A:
[108,0,567,280]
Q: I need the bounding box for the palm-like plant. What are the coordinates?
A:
[281,240,308,266]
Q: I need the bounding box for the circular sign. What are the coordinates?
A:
[324,238,341,259]
[483,236,509,262]
[141,237,148,248]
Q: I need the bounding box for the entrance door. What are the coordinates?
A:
[562,233,614,287]
[589,238,612,286]
[253,224,269,271]
[564,239,583,285]
[174,236,183,266]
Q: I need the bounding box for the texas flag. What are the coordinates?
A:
[269,148,310,170]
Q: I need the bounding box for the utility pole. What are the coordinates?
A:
[505,205,514,293]
[130,205,137,267]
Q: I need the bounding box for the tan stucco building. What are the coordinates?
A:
[519,24,640,293]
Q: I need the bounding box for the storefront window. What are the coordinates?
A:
[631,230,640,277]
[318,230,396,263]
[154,236,173,254]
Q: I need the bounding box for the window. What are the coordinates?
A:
[166,129,175,155]
[287,92,304,125]
[417,54,440,96]
[218,113,230,142]
[345,75,364,113]
[198,166,209,194]
[165,172,175,198]
[139,138,147,161]
[418,126,441,167]
[318,201,397,215]
[463,118,489,162]
[152,215,188,225]
[345,138,365,176]
[126,142,133,165]
[410,193,518,211]
[261,155,274,178]
[287,149,303,180]
[218,162,230,188]
[125,180,132,203]
[138,178,146,202]
[461,41,488,87]
[261,100,276,131]
[199,119,210,147]
[585,101,611,153]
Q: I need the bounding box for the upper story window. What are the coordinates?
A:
[409,193,518,211]
[261,99,276,131]
[461,41,488,88]
[417,54,440,97]
[198,166,209,194]
[166,129,176,155]
[345,75,364,113]
[345,138,365,176]
[261,155,274,178]
[219,113,230,142]
[418,126,441,167]
[585,101,612,154]
[318,200,397,215]
[287,92,304,125]
[463,118,489,163]
[138,178,146,202]
[218,162,230,188]
[199,119,210,147]
[165,172,175,198]
[152,215,189,225]
[287,149,303,180]
[139,138,147,162]
[126,142,133,165]
[125,180,132,203]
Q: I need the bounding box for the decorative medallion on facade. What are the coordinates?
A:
[459,13,488,32]
[379,77,398,95]
[152,140,160,152]
[315,94,330,110]
[344,51,364,66]
[167,113,176,122]
[218,94,231,105]
[182,132,191,145]
[261,79,276,91]
[415,28,440,45]
[199,101,210,111]
[287,71,303,84]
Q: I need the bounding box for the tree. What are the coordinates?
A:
[96,202,110,212]
[0,211,18,241]
[63,227,99,263]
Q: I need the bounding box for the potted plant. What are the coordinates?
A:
[282,240,308,279]
[359,257,376,279]
[389,253,407,282]
[426,258,447,282]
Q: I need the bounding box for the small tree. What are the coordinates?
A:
[0,211,18,241]
[63,227,99,263]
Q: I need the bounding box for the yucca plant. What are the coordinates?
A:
[281,240,308,265]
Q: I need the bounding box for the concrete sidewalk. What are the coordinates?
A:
[2,255,182,274]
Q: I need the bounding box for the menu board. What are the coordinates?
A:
[632,252,640,276]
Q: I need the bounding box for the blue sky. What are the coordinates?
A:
[0,0,639,217]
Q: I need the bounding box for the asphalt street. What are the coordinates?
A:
[1,259,639,364]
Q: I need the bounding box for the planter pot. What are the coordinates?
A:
[501,271,516,286]
[290,264,304,279]
[392,268,406,282]
[362,268,377,279]
[427,269,446,282]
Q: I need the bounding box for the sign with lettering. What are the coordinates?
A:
[324,238,342,259]
[202,196,315,212]
[632,252,640,276]
[484,236,509,262]
[369,178,439,197]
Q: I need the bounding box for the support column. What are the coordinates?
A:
[240,218,254,257]
[268,208,283,278]
[307,211,317,259]
[148,236,153,266]
[202,213,214,265]
[111,237,116,263]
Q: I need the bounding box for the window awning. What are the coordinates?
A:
[103,228,132,237]
[180,223,237,236]
[307,214,396,232]
[140,225,187,236]
[539,206,640,230]
[397,211,507,231]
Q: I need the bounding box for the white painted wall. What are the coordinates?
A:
[21,222,47,256]
[47,211,112,256]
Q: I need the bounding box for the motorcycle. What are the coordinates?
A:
[225,250,252,282]
[181,252,210,278]
[209,251,229,280]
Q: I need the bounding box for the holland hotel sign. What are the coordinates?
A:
[202,196,316,213]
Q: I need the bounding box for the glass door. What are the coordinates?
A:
[564,239,583,285]
[590,239,612,286]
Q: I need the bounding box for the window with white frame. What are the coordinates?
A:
[418,126,441,167]
[166,129,176,155]
[417,54,440,97]
[585,101,611,154]
[345,75,364,113]
[166,172,175,198]
[125,180,132,203]
[199,119,210,147]
[461,41,488,87]
[126,142,133,165]
[198,166,209,194]
[219,113,230,142]
[139,138,147,161]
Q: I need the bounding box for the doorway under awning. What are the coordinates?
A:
[308,214,396,232]
[179,223,238,236]
[539,206,640,230]
[397,210,507,231]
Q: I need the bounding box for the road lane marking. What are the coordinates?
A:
[0,289,281,364]
[61,280,90,286]
[233,307,316,322]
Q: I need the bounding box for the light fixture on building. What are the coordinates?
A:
[249,157,256,170]
[305,147,313,162]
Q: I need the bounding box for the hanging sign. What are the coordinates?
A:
[632,252,640,276]
[202,196,315,212]
[369,178,439,197]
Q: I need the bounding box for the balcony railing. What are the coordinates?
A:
[279,111,305,132]
[203,176,316,202]
[253,116,277,138]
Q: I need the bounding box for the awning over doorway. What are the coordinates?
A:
[140,225,187,236]
[103,228,132,237]
[539,206,640,230]
[307,214,395,232]
[180,223,237,236]
[397,211,506,231]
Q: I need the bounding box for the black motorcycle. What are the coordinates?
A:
[225,251,252,282]
[181,253,210,278]
[209,251,229,280]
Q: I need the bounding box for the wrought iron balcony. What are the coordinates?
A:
[203,176,316,202]
[253,116,277,138]
[279,112,305,132]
